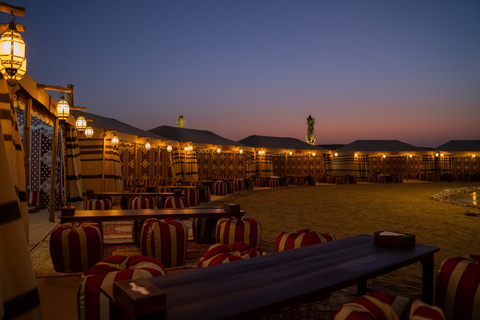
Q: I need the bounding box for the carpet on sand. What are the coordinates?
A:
[30,220,211,277]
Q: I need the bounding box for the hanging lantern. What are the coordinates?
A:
[167,145,172,152]
[145,141,151,150]
[111,134,119,148]
[84,126,94,138]
[75,115,87,132]
[239,148,243,154]
[216,147,221,153]
[56,95,69,120]
[312,152,316,157]
[0,18,26,86]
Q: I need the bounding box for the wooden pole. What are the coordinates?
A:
[102,132,106,191]
[0,2,25,16]
[133,143,137,184]
[23,98,31,191]
[49,118,59,222]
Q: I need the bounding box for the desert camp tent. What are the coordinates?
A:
[332,140,431,181]
[433,140,480,179]
[71,111,179,193]
[238,135,331,179]
[148,125,253,180]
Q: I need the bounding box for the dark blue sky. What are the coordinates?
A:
[6,0,480,147]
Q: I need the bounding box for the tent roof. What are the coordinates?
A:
[238,135,329,151]
[434,140,480,152]
[71,111,173,141]
[336,140,428,152]
[148,125,248,147]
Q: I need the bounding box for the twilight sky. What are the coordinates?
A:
[6,0,480,147]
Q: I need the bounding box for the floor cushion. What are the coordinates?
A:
[274,229,336,252]
[216,216,262,247]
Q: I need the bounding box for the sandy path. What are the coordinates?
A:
[201,181,480,300]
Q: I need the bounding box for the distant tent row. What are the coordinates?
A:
[7,73,480,217]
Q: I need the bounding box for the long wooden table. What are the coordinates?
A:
[59,207,245,224]
[110,234,439,319]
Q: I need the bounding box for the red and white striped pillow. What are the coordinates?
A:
[216,216,262,247]
[274,229,335,252]
[198,242,265,268]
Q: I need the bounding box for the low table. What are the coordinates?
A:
[110,234,439,319]
[60,207,245,224]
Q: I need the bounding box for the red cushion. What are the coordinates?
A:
[216,216,262,247]
[274,229,336,252]
[198,242,265,268]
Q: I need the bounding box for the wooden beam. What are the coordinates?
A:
[37,84,73,93]
[71,106,87,110]
[49,118,59,222]
[23,98,32,192]
[0,2,25,16]
[0,23,25,33]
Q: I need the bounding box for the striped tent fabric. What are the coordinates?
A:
[246,151,256,177]
[332,153,355,176]
[65,126,83,203]
[356,155,369,181]
[165,196,190,208]
[216,216,262,247]
[185,149,199,182]
[0,81,42,319]
[182,188,199,206]
[422,155,435,175]
[333,291,444,320]
[435,255,480,320]
[324,154,333,176]
[274,229,336,253]
[255,152,273,177]
[197,242,265,268]
[140,218,188,268]
[49,221,103,272]
[172,148,185,182]
[78,255,167,320]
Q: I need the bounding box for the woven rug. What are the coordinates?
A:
[31,220,210,277]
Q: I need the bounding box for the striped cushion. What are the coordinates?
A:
[201,186,211,202]
[78,255,167,320]
[182,188,200,206]
[129,196,155,209]
[28,190,41,207]
[124,179,132,187]
[197,242,265,268]
[49,221,103,273]
[274,229,336,253]
[192,217,219,241]
[255,177,265,187]
[293,177,305,186]
[165,196,190,208]
[216,216,262,247]
[233,179,245,192]
[333,292,444,320]
[435,255,480,320]
[268,178,280,188]
[244,178,255,190]
[140,218,188,268]
[213,181,227,195]
[84,199,112,210]
[131,187,147,193]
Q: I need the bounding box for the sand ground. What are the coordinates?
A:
[200,180,480,301]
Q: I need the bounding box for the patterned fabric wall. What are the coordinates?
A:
[17,109,64,209]
[197,149,248,179]
[369,155,423,178]
[453,156,479,175]
[273,153,325,178]
[118,143,174,185]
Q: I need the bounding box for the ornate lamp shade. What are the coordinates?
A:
[111,134,119,148]
[0,22,26,85]
[56,96,70,120]
[84,126,94,138]
[75,115,87,132]
[145,141,151,150]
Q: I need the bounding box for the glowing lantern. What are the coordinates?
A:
[111,134,119,148]
[167,145,172,152]
[56,95,69,120]
[409,154,413,158]
[216,147,221,153]
[382,154,386,158]
[75,115,87,132]
[145,141,151,150]
[84,126,94,138]
[312,152,316,156]
[239,148,243,154]
[0,19,26,86]
[334,152,338,157]
[289,151,293,156]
